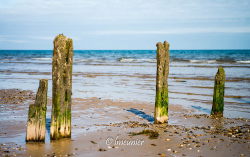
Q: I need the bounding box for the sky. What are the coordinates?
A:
[0,0,250,50]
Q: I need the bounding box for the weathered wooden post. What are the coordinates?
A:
[26,79,48,142]
[211,66,225,116]
[154,41,170,124]
[50,34,73,140]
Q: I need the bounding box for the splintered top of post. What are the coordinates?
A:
[215,66,225,83]
[39,79,48,87]
[53,34,71,43]
[156,41,169,49]
[53,34,73,57]
[40,79,48,82]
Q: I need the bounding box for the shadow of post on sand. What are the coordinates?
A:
[126,108,154,123]
[46,118,51,138]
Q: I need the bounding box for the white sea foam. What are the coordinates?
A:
[74,59,106,63]
[74,59,90,62]
[119,58,135,62]
[119,58,156,63]
[142,59,157,63]
[32,58,51,61]
[189,60,217,63]
[236,60,250,64]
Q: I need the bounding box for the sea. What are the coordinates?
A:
[0,50,250,118]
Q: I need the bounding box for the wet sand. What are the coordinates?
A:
[0,89,249,157]
[1,70,250,82]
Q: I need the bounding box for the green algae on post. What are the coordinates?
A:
[154,41,170,124]
[50,34,73,140]
[26,79,48,142]
[211,66,225,116]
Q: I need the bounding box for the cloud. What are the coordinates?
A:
[0,38,28,43]
[28,36,54,40]
[0,35,28,43]
[0,35,80,44]
[92,27,250,35]
[0,0,250,49]
[1,0,250,20]
[28,35,80,41]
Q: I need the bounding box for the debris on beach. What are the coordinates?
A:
[0,89,34,105]
[129,129,159,139]
[90,141,97,144]
[95,121,150,128]
[98,148,107,151]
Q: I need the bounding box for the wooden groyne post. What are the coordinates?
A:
[154,41,170,124]
[26,79,48,142]
[211,66,225,116]
[50,34,73,140]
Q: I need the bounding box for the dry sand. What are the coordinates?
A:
[0,89,249,157]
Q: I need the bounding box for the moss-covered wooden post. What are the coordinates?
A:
[211,66,225,116]
[26,79,48,142]
[50,34,73,140]
[154,41,170,124]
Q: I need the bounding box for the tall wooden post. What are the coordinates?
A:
[50,34,73,140]
[154,41,170,124]
[26,79,48,142]
[211,66,225,116]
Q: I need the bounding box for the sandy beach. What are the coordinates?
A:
[0,89,249,157]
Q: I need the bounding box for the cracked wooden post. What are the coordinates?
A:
[154,41,170,124]
[50,34,73,140]
[26,79,48,142]
[211,66,225,116]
